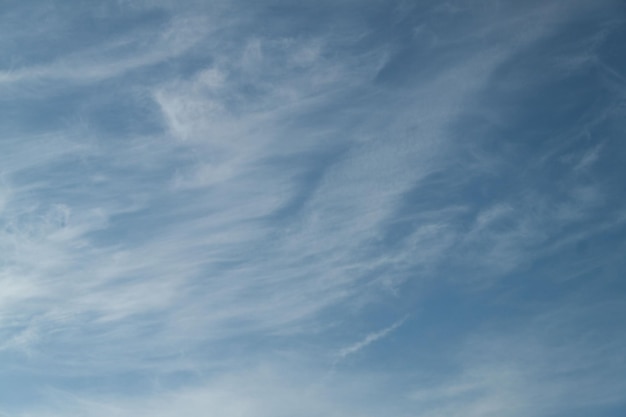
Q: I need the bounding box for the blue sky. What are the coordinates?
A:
[0,0,625,416]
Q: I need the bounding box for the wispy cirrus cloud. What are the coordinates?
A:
[338,316,407,359]
[0,0,625,416]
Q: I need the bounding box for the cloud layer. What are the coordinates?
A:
[0,0,625,416]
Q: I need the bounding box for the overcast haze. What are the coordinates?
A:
[1,1,626,416]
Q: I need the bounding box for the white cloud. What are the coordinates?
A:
[28,363,388,417]
[0,16,211,85]
[338,316,407,359]
[0,0,596,363]
[0,1,624,416]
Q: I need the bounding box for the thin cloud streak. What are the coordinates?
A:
[338,316,408,359]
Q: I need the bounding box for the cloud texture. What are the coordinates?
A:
[0,0,625,416]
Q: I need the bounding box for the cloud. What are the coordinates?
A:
[24,360,399,417]
[338,316,407,359]
[0,17,211,86]
[0,0,603,363]
[0,0,625,416]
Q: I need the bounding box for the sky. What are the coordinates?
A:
[0,0,625,416]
